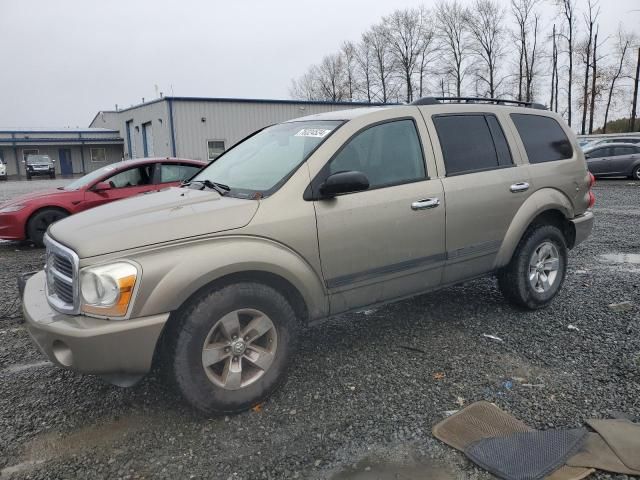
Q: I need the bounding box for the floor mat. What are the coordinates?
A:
[567,432,640,475]
[432,402,594,480]
[586,419,640,471]
[464,428,587,480]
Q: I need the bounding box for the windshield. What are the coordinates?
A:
[64,164,119,190]
[191,120,342,197]
[26,155,52,165]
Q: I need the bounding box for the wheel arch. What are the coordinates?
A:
[25,205,71,239]
[495,188,577,268]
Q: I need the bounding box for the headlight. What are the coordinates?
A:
[0,205,25,213]
[80,262,138,318]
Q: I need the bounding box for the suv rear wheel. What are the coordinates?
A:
[167,282,298,415]
[498,225,567,310]
[631,165,640,180]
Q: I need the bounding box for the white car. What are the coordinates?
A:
[0,160,7,180]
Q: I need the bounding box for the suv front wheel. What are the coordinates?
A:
[167,282,299,415]
[498,225,567,310]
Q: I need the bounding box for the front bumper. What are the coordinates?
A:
[0,212,26,240]
[570,211,594,248]
[23,271,169,380]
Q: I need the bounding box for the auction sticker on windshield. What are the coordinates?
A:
[294,128,332,138]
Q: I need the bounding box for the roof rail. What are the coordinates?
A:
[410,97,547,110]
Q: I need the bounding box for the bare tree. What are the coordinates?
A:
[354,37,375,102]
[550,24,559,111]
[436,0,470,97]
[383,8,423,102]
[602,29,633,132]
[588,26,599,134]
[289,71,317,101]
[466,0,507,98]
[415,8,438,99]
[557,0,576,126]
[367,25,396,103]
[511,0,540,102]
[580,0,599,134]
[341,41,358,101]
[631,47,640,132]
[315,54,347,102]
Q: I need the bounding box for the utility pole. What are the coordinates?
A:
[631,47,640,132]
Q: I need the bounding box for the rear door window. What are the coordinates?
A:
[613,146,635,157]
[588,147,611,159]
[159,163,202,183]
[510,114,573,163]
[433,114,513,176]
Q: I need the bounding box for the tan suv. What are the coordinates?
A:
[22,98,594,414]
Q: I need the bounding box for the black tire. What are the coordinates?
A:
[26,174,31,180]
[166,282,299,415]
[497,224,568,310]
[631,165,640,181]
[50,173,56,179]
[27,208,69,247]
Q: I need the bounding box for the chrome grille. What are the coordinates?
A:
[44,235,80,314]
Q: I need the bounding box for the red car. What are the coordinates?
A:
[0,157,206,247]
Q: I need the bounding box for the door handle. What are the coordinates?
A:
[510,182,530,193]
[411,198,440,210]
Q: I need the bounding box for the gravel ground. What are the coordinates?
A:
[0,179,638,480]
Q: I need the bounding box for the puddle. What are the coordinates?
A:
[599,253,640,265]
[1,414,149,478]
[331,457,455,480]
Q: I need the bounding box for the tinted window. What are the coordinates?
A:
[159,163,201,183]
[434,114,511,175]
[106,166,153,188]
[511,114,573,163]
[613,146,635,157]
[587,148,611,159]
[329,119,426,188]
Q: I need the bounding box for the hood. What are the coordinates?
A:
[0,188,67,208]
[49,187,259,258]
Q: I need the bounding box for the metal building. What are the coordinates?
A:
[0,128,123,177]
[90,97,378,162]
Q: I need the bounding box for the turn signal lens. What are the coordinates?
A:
[588,172,596,188]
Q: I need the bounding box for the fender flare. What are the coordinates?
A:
[130,235,328,321]
[494,188,575,268]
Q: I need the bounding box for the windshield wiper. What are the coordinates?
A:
[183,179,230,196]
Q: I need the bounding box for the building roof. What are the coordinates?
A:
[96,96,391,116]
[0,127,119,134]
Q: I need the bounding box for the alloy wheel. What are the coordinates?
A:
[528,241,560,293]
[201,308,278,390]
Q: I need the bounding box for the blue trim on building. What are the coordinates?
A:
[0,138,123,144]
[168,99,177,157]
[0,129,119,134]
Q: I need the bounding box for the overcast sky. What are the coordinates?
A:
[0,0,637,127]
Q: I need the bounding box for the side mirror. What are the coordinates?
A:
[319,171,369,198]
[93,181,112,192]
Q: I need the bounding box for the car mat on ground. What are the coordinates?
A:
[464,428,588,480]
[585,419,640,471]
[567,432,640,475]
[432,402,594,480]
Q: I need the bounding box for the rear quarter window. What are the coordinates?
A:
[510,114,573,164]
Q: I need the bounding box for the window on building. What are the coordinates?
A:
[433,114,512,176]
[208,140,226,161]
[142,122,154,157]
[159,163,202,183]
[510,114,573,163]
[23,149,39,162]
[90,148,106,163]
[328,119,426,189]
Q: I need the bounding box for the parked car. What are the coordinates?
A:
[0,158,7,180]
[590,136,640,146]
[0,157,205,247]
[584,143,640,179]
[24,154,57,180]
[21,99,594,414]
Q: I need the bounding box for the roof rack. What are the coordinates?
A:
[410,97,547,110]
